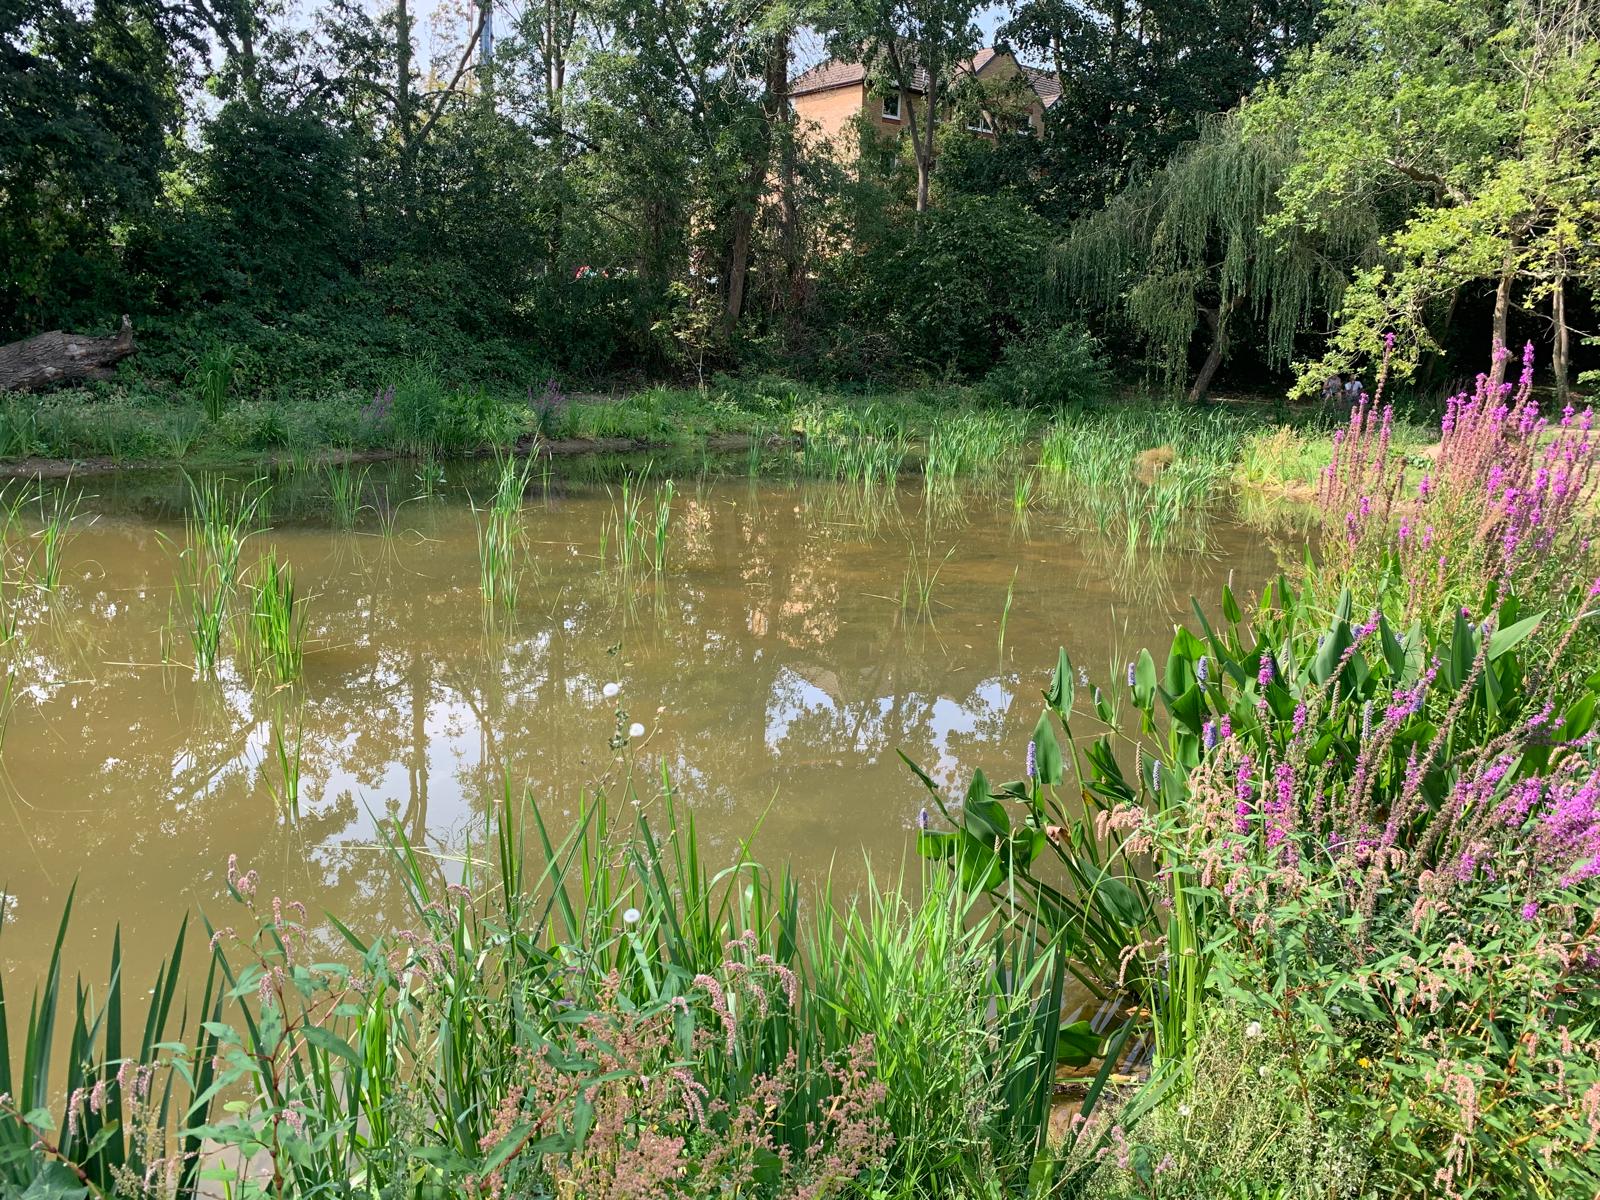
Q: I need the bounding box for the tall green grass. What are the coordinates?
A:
[246,548,307,684]
[189,343,239,424]
[1,780,1134,1198]
[602,469,675,581]
[476,453,534,612]
[324,462,369,529]
[29,485,81,593]
[164,475,266,674]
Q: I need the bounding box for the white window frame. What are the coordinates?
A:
[881,92,901,121]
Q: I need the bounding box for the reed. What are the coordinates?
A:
[2,775,1131,1199]
[165,475,266,674]
[901,542,955,624]
[998,565,1018,658]
[476,452,534,611]
[191,342,239,423]
[29,485,82,592]
[602,469,674,580]
[325,461,369,529]
[246,548,306,684]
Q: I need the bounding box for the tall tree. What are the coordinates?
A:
[819,0,983,211]
[1055,117,1359,400]
[1252,0,1600,393]
[1004,0,1318,214]
[0,0,198,335]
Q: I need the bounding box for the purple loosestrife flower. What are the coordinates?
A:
[1219,715,1232,742]
[1521,901,1540,921]
[1258,653,1274,689]
[1266,761,1295,854]
[1233,757,1254,835]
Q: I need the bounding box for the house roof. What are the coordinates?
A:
[1021,65,1063,108]
[789,46,1062,108]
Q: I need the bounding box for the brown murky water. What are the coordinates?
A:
[0,458,1278,997]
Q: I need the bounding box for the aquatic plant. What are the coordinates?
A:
[0,889,221,1199]
[165,475,266,674]
[997,566,1018,658]
[602,469,675,581]
[28,484,81,592]
[900,542,954,625]
[246,548,306,684]
[476,453,534,611]
[2,775,1132,1198]
[324,461,369,529]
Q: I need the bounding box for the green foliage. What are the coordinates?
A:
[982,323,1113,407]
[1081,1011,1370,1198]
[1054,116,1355,398]
[1250,0,1600,393]
[822,195,1053,377]
[0,783,1122,1198]
[188,343,238,424]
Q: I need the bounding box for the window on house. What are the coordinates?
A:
[881,93,901,120]
[966,112,994,134]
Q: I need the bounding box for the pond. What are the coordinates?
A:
[0,455,1278,995]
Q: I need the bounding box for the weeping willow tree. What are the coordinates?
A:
[1053,116,1369,401]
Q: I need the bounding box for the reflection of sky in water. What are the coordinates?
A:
[765,668,1013,789]
[0,464,1284,993]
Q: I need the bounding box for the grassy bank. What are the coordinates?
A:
[0,366,1391,501]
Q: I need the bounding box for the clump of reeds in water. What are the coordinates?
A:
[28,483,82,593]
[325,461,370,529]
[476,452,534,612]
[165,474,266,675]
[1038,407,1234,552]
[246,548,306,684]
[922,409,1029,487]
[601,469,675,581]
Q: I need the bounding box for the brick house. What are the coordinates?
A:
[788,46,1062,147]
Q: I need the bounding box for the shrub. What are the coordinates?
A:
[982,324,1114,408]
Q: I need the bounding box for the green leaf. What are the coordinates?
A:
[1487,612,1542,661]
[301,1025,359,1066]
[962,769,1009,841]
[1056,1019,1103,1067]
[1031,711,1063,786]
[1221,585,1243,625]
[1044,647,1074,720]
[21,1164,88,1200]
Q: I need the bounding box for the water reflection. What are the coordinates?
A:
[0,461,1277,993]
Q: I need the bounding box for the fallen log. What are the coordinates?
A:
[0,316,136,392]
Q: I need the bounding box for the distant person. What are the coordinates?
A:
[1344,377,1363,401]
[1322,373,1344,402]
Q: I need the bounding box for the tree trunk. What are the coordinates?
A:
[722,29,789,330]
[1187,299,1240,403]
[1188,323,1226,403]
[1488,247,1516,389]
[724,211,753,328]
[915,83,938,212]
[0,316,136,392]
[1552,270,1569,404]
